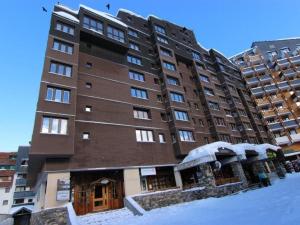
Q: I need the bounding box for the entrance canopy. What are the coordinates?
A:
[178,142,281,171]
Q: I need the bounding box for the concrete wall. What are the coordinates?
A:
[44,172,70,209]
[0,174,16,214]
[124,168,141,196]
[34,182,46,211]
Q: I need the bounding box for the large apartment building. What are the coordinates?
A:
[231,38,300,159]
[28,4,274,215]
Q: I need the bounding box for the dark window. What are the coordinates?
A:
[154,25,166,34]
[107,26,125,43]
[83,16,103,33]
[53,39,73,54]
[127,55,142,65]
[56,21,74,35]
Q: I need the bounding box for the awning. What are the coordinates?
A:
[10,205,33,215]
[178,142,281,171]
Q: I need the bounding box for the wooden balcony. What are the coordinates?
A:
[256,98,270,107]
[276,107,291,116]
[262,109,276,118]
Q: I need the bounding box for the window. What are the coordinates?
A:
[5,188,10,193]
[86,62,92,68]
[199,74,209,83]
[135,130,154,142]
[53,39,73,54]
[208,101,220,110]
[49,62,72,77]
[129,42,140,51]
[159,134,166,143]
[219,134,231,142]
[170,92,184,102]
[192,52,201,61]
[204,87,214,96]
[215,117,226,126]
[230,123,237,131]
[85,106,92,112]
[107,26,125,43]
[157,35,168,44]
[133,108,150,119]
[46,87,70,103]
[131,87,148,99]
[239,110,247,117]
[157,94,163,102]
[83,16,103,34]
[204,137,209,144]
[41,117,68,135]
[129,71,144,82]
[14,199,24,204]
[2,200,8,206]
[199,119,204,126]
[154,25,166,34]
[56,22,74,35]
[82,132,90,140]
[179,130,194,142]
[128,29,138,37]
[163,61,176,71]
[15,186,26,192]
[225,110,232,117]
[167,76,180,86]
[160,47,172,57]
[174,110,189,121]
[86,82,92,88]
[244,123,252,130]
[127,55,142,65]
[194,103,199,110]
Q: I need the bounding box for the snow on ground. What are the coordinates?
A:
[79,173,300,225]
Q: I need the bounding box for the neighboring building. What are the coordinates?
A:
[231,38,300,159]
[0,152,16,215]
[28,4,274,215]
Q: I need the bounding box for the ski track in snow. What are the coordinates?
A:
[78,173,300,225]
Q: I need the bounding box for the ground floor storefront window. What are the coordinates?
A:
[140,167,176,192]
[212,163,240,186]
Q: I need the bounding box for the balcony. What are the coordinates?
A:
[254,64,267,73]
[267,122,283,131]
[276,107,291,116]
[269,95,284,104]
[16,178,27,186]
[251,87,264,96]
[259,74,272,84]
[248,54,263,65]
[13,191,35,199]
[264,84,278,94]
[277,81,290,91]
[280,69,296,80]
[290,79,300,88]
[283,119,298,128]
[290,133,300,143]
[246,77,259,87]
[256,98,270,107]
[291,91,300,102]
[275,58,290,69]
[242,67,255,77]
[275,136,290,145]
[290,55,300,66]
[262,109,276,118]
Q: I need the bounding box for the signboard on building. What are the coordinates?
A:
[56,179,70,201]
[141,167,156,176]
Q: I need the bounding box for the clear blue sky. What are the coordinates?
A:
[1,0,300,151]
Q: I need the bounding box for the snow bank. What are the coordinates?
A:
[53,11,79,23]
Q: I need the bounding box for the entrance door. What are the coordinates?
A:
[92,184,109,211]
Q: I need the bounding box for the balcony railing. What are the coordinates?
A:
[267,122,283,131]
[277,81,290,91]
[262,109,276,118]
[246,77,259,86]
[290,79,300,88]
[256,98,270,107]
[251,87,264,96]
[290,133,300,143]
[254,64,267,73]
[16,178,27,186]
[275,136,290,145]
[259,74,272,84]
[276,58,290,68]
[290,55,300,66]
[283,119,298,128]
[13,191,35,199]
[242,67,255,77]
[280,69,296,80]
[264,84,278,94]
[269,95,284,104]
[276,107,291,116]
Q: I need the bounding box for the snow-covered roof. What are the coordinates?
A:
[10,205,33,215]
[179,142,281,170]
[182,141,234,164]
[55,4,79,14]
[118,8,146,19]
[53,11,80,23]
[80,5,128,28]
[197,42,210,52]
[229,48,254,60]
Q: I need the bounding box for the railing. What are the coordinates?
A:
[290,79,300,88]
[13,191,35,199]
[276,107,291,115]
[262,109,276,118]
[251,87,264,95]
[275,136,290,145]
[242,67,255,77]
[290,133,300,143]
[277,81,290,91]
[16,178,27,186]
[256,98,270,107]
[269,95,284,103]
[215,177,240,186]
[268,122,282,131]
[283,119,298,128]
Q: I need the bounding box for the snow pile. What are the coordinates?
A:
[53,11,80,23]
[80,5,128,27]
[99,173,300,225]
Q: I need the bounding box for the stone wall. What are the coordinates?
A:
[133,182,244,211]
[30,207,71,225]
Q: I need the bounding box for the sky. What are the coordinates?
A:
[0,0,300,151]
